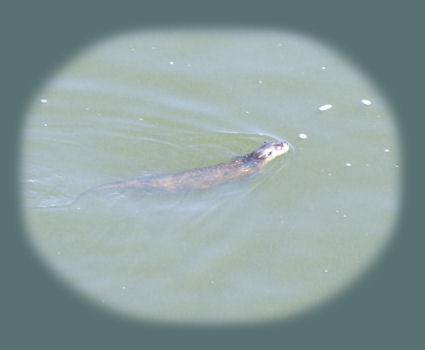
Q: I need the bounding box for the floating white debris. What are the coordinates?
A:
[40,99,48,104]
[139,118,144,121]
[361,99,372,105]
[384,148,390,153]
[258,80,263,84]
[298,133,308,139]
[324,269,328,273]
[345,162,352,167]
[245,110,250,114]
[43,123,48,127]
[395,164,399,168]
[319,104,333,111]
[321,66,327,70]
[122,286,126,290]
[169,61,174,65]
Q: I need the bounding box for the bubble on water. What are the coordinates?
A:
[298,133,308,139]
[319,104,332,111]
[40,99,48,104]
[361,99,372,105]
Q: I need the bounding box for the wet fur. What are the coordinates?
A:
[79,141,289,198]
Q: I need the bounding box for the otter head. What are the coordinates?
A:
[250,140,290,162]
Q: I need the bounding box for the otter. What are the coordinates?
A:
[78,140,290,198]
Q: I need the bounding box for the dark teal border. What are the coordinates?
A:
[2,1,423,349]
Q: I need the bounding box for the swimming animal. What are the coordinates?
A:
[79,140,290,198]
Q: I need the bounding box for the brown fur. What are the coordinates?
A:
[79,140,289,197]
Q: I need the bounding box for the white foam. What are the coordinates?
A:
[319,104,332,111]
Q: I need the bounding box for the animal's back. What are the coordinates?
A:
[76,140,290,199]
[96,158,258,192]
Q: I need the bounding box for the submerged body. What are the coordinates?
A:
[82,140,290,196]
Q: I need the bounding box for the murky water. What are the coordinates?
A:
[20,29,400,324]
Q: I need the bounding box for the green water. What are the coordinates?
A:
[21,29,400,324]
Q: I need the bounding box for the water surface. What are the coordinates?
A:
[21,29,400,324]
